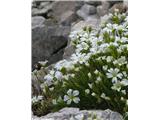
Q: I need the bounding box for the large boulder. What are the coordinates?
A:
[60,10,77,26]
[48,1,79,23]
[32,107,123,120]
[32,25,70,69]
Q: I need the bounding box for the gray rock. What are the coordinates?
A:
[32,3,53,16]
[71,15,100,31]
[75,1,85,11]
[76,9,88,20]
[32,25,70,69]
[82,4,96,15]
[32,64,55,95]
[49,1,78,22]
[32,107,123,120]
[32,16,45,28]
[63,41,75,59]
[96,1,110,16]
[86,14,99,21]
[76,4,96,20]
[84,0,101,6]
[43,19,58,26]
[60,10,77,26]
[39,2,51,9]
[109,2,128,13]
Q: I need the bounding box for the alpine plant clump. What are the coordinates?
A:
[32,10,128,119]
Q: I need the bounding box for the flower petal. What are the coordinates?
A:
[73,97,80,103]
[67,99,72,105]
[67,89,72,96]
[64,95,69,101]
[73,90,79,96]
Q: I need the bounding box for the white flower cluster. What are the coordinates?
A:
[42,11,128,106]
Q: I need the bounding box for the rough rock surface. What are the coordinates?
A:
[109,2,128,13]
[48,1,79,23]
[32,107,123,120]
[32,2,54,17]
[76,4,96,20]
[32,16,45,28]
[84,0,101,6]
[96,1,110,17]
[32,25,70,69]
[60,10,77,26]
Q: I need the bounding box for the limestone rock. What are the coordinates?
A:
[32,107,123,120]
[49,1,78,22]
[32,25,70,69]
[32,16,45,28]
[60,10,77,26]
[96,1,110,17]
[32,3,53,17]
[39,2,51,9]
[76,4,96,20]
[109,2,128,13]
[84,0,101,6]
[71,17,100,32]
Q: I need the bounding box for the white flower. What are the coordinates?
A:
[113,56,127,66]
[38,60,48,66]
[100,93,111,100]
[94,69,99,75]
[63,75,69,80]
[74,67,80,72]
[96,76,102,84]
[106,68,123,83]
[97,76,102,81]
[88,72,92,78]
[91,92,96,96]
[32,96,38,103]
[85,89,90,94]
[106,56,113,62]
[49,70,55,75]
[122,71,127,77]
[44,77,53,86]
[44,74,53,81]
[52,99,57,105]
[102,65,108,71]
[64,89,80,105]
[85,62,90,67]
[111,82,122,92]
[88,83,93,89]
[32,96,43,103]
[37,95,43,100]
[49,87,54,91]
[100,93,106,99]
[120,79,128,86]
[121,90,126,95]
[40,83,47,89]
[55,71,63,80]
[71,74,75,78]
